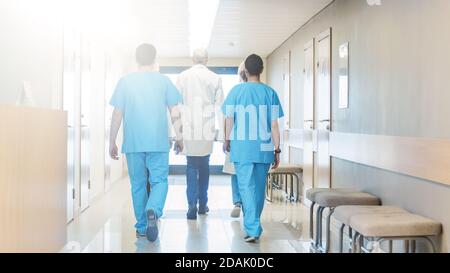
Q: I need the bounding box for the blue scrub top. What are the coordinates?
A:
[221,82,284,164]
[110,72,182,153]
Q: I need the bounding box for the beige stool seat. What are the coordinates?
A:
[350,213,442,238]
[306,188,355,202]
[269,164,302,174]
[334,206,407,225]
[309,190,380,253]
[315,191,381,208]
[307,188,358,252]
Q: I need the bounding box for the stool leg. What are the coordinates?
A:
[315,206,324,250]
[367,238,376,252]
[309,202,316,242]
[294,174,300,203]
[423,236,437,253]
[270,178,273,202]
[339,224,345,253]
[351,232,358,253]
[286,174,290,202]
[325,208,335,253]
[348,227,353,253]
[270,175,274,202]
[411,240,416,253]
[404,240,410,254]
[290,174,295,202]
[358,234,364,253]
[388,240,393,253]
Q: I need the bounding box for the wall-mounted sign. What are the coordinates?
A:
[16,81,35,107]
[339,42,349,109]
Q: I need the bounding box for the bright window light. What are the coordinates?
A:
[188,0,220,55]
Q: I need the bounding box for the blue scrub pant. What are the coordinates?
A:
[186,155,210,207]
[234,162,271,237]
[231,175,242,205]
[126,152,169,234]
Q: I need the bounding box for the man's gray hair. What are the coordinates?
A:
[192,48,209,65]
[238,61,248,83]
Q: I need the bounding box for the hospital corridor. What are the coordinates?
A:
[63,176,310,253]
[1,0,450,260]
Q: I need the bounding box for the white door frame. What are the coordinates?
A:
[314,28,332,189]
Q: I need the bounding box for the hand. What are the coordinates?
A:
[223,140,231,153]
[272,152,280,170]
[174,140,184,154]
[109,143,119,160]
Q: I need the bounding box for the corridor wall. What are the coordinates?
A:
[267,0,450,251]
[0,0,64,109]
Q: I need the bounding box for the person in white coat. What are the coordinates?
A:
[176,48,224,220]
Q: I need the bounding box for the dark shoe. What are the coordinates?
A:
[198,205,209,215]
[146,209,159,242]
[136,231,147,239]
[187,206,198,220]
[244,236,259,243]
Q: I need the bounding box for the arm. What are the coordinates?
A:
[223,117,234,153]
[109,108,123,160]
[271,119,281,169]
[169,105,184,153]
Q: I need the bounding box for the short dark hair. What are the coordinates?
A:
[136,44,157,66]
[245,54,264,76]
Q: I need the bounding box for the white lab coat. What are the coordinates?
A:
[176,64,224,156]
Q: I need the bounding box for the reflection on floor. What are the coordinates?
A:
[63,175,312,253]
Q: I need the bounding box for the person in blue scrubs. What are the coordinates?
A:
[109,44,183,242]
[225,61,247,219]
[222,54,283,243]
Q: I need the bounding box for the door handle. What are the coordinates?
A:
[304,120,314,129]
[319,120,331,130]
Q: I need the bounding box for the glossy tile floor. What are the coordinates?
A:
[63,175,312,253]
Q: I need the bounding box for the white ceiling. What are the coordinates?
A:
[209,0,333,58]
[100,0,333,58]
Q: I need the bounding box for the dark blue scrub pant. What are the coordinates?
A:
[186,155,210,208]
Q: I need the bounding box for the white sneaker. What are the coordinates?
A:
[230,204,241,218]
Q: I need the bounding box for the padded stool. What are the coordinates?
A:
[266,164,302,203]
[313,191,381,253]
[350,212,442,253]
[306,188,355,247]
[333,206,407,252]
